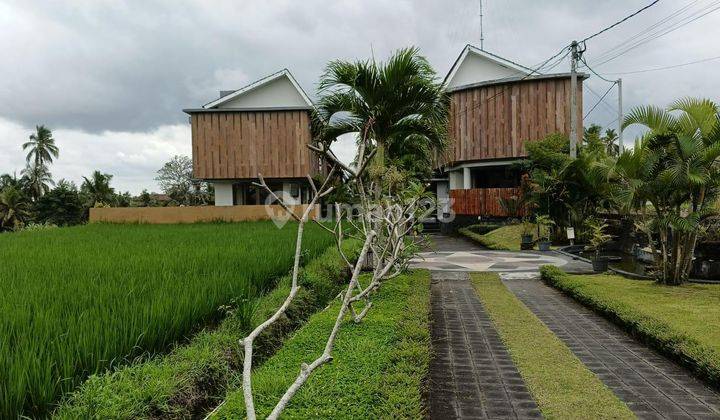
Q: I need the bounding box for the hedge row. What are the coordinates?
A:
[55,240,361,419]
[212,269,431,418]
[541,265,720,389]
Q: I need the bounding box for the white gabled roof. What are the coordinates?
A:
[444,45,535,89]
[202,68,313,109]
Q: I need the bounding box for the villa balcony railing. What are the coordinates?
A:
[449,187,524,217]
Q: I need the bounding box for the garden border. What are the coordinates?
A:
[541,265,720,392]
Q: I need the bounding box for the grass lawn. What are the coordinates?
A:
[471,273,633,419]
[212,270,431,419]
[542,266,720,387]
[459,223,529,251]
[0,222,333,418]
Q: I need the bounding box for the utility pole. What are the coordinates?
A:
[617,78,623,153]
[569,41,579,158]
[479,0,485,49]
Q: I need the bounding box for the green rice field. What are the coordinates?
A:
[0,222,333,418]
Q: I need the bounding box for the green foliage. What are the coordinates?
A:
[155,155,212,205]
[584,218,611,258]
[471,273,632,418]
[0,222,333,418]
[34,180,86,226]
[524,131,616,238]
[316,46,449,180]
[213,270,431,419]
[541,266,720,389]
[55,239,360,419]
[22,125,59,167]
[81,170,115,207]
[0,186,31,230]
[616,97,720,284]
[535,214,554,241]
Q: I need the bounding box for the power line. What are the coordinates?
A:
[592,1,720,67]
[580,56,617,83]
[584,81,617,119]
[585,83,617,115]
[600,54,720,75]
[581,0,661,42]
[588,0,701,64]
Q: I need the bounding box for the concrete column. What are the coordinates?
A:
[214,182,234,206]
[463,167,472,190]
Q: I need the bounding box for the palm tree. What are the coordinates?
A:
[315,47,449,182]
[21,163,54,201]
[0,186,31,230]
[81,170,115,206]
[23,125,59,167]
[604,129,619,156]
[616,97,720,284]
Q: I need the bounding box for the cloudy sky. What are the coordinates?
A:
[1,0,718,193]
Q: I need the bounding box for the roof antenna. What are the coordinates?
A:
[479,0,485,50]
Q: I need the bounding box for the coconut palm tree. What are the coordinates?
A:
[21,163,54,201]
[315,47,449,182]
[23,125,59,167]
[81,170,115,206]
[0,186,31,230]
[615,98,720,284]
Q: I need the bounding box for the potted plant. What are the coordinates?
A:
[520,217,534,250]
[536,215,554,251]
[586,218,612,272]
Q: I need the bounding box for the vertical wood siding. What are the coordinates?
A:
[449,188,525,217]
[444,77,582,164]
[191,110,317,179]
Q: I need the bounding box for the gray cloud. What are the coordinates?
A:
[1,0,719,192]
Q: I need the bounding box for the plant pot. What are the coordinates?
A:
[592,257,609,272]
[521,234,534,244]
[538,240,551,251]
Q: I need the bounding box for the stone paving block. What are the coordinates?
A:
[503,278,720,420]
[428,272,540,419]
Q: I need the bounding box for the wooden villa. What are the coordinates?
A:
[185,46,587,220]
[437,45,587,219]
[183,69,321,206]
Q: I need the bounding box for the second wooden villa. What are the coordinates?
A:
[436,45,587,220]
[184,45,587,219]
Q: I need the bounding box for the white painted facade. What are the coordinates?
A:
[445,45,530,90]
[203,69,313,110]
[217,75,309,109]
[214,182,234,206]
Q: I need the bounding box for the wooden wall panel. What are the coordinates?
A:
[449,188,526,217]
[444,77,582,164]
[191,110,317,179]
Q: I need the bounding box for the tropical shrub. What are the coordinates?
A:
[34,181,86,226]
[615,97,720,284]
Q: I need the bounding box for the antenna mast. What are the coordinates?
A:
[479,0,485,49]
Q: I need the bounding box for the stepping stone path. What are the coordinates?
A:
[422,234,720,419]
[429,271,541,419]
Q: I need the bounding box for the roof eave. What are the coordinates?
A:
[183,105,314,115]
[446,72,590,93]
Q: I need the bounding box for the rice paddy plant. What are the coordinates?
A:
[0,221,332,418]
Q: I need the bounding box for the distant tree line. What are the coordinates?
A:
[0,126,213,232]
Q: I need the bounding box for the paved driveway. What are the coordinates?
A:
[410,234,590,275]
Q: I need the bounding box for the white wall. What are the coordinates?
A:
[218,75,308,109]
[214,182,234,206]
[449,170,464,190]
[447,52,525,89]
